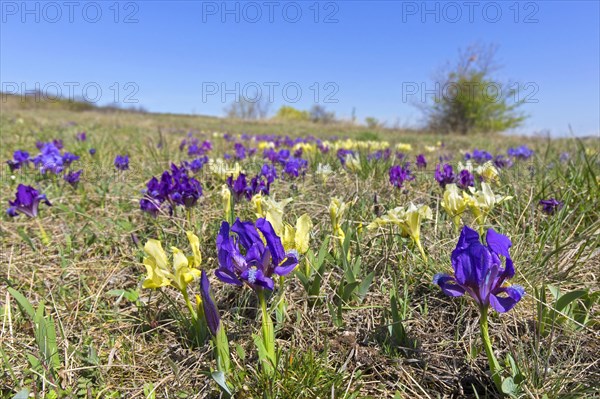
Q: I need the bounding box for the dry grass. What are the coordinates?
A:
[1,101,599,398]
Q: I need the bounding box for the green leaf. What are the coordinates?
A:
[356,271,375,303]
[235,344,246,361]
[16,227,36,251]
[555,290,587,313]
[211,371,232,396]
[341,282,360,301]
[7,287,35,319]
[11,389,29,399]
[501,376,517,396]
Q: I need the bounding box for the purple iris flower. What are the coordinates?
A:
[227,173,270,200]
[140,163,203,215]
[260,164,278,183]
[337,149,354,165]
[114,155,129,170]
[89,148,96,156]
[186,157,209,173]
[7,184,52,218]
[433,226,524,313]
[227,174,250,201]
[435,163,455,188]
[7,150,30,171]
[389,164,414,189]
[416,154,427,170]
[62,152,80,166]
[64,169,83,188]
[139,198,162,217]
[507,145,534,160]
[283,157,307,178]
[367,149,392,161]
[465,149,493,164]
[559,152,570,163]
[32,143,65,174]
[457,169,475,189]
[169,164,203,208]
[200,270,220,336]
[76,132,87,141]
[539,198,563,215]
[215,218,299,291]
[493,155,513,169]
[234,143,247,160]
[316,140,329,153]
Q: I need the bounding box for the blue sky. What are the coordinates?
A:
[2,1,599,136]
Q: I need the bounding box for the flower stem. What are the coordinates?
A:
[415,237,427,262]
[479,308,503,394]
[182,289,197,321]
[35,218,50,246]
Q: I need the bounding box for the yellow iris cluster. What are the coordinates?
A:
[142,231,202,292]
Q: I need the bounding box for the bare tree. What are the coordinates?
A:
[225,95,270,120]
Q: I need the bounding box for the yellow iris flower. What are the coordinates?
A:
[467,183,512,233]
[221,184,232,222]
[142,232,202,292]
[441,184,470,229]
[281,214,313,254]
[329,197,350,244]
[476,161,499,184]
[368,203,432,261]
[252,194,293,236]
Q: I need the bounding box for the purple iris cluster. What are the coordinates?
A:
[465,149,493,164]
[263,148,307,178]
[226,172,273,201]
[539,198,563,215]
[336,149,354,165]
[7,150,30,171]
[435,163,456,188]
[367,149,392,161]
[493,155,513,169]
[75,132,87,141]
[434,226,524,313]
[389,164,414,189]
[457,169,475,189]
[140,163,203,216]
[283,157,308,178]
[32,141,80,175]
[508,145,534,160]
[114,155,129,170]
[180,134,212,157]
[7,184,52,218]
[184,156,209,173]
[264,148,290,163]
[215,218,299,291]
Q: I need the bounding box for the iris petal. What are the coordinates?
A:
[433,273,466,297]
[489,285,525,313]
[215,268,243,286]
[256,218,286,266]
[274,252,299,276]
[200,270,220,336]
[232,219,263,250]
[486,228,512,258]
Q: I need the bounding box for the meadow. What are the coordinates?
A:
[1,97,599,398]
